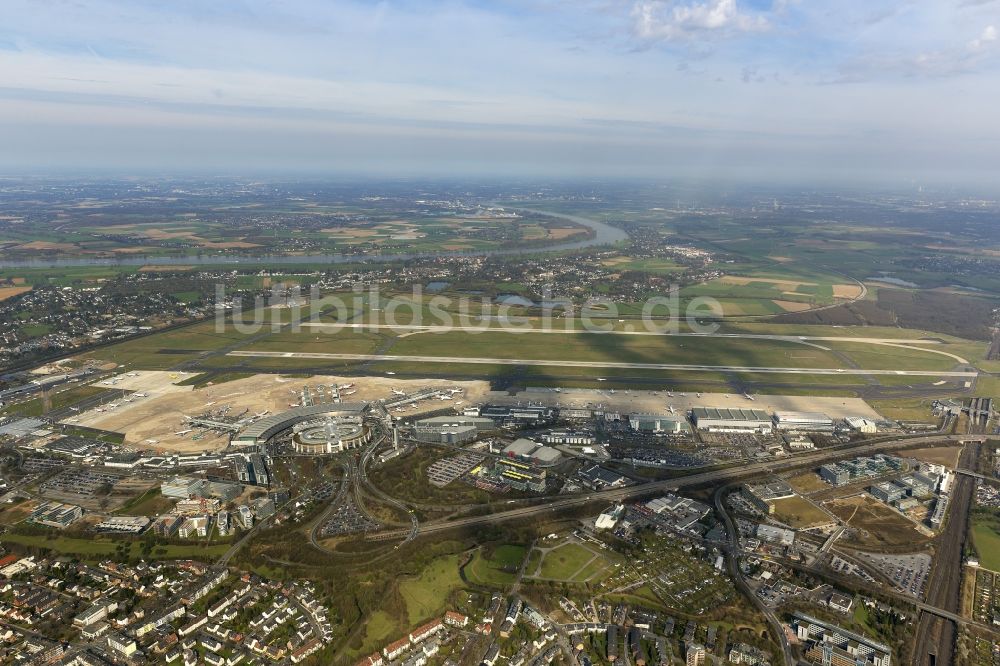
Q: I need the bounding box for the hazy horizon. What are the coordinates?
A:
[2,1,999,186]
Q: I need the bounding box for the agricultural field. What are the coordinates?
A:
[0,193,591,260]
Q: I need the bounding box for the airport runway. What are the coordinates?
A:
[227,350,978,377]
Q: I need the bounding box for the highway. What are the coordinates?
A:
[228,350,979,378]
[367,434,977,540]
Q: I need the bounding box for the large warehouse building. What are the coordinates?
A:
[773,411,836,432]
[500,438,563,467]
[691,408,773,433]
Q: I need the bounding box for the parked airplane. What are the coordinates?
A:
[391,389,406,396]
[174,430,193,436]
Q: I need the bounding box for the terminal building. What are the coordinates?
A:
[773,411,836,433]
[413,416,496,444]
[691,408,772,433]
[476,404,557,427]
[232,402,370,448]
[291,414,370,454]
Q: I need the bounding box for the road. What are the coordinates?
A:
[368,434,978,540]
[714,483,795,665]
[912,442,980,666]
[227,350,978,378]
[306,463,352,551]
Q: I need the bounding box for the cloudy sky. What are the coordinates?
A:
[1,0,998,184]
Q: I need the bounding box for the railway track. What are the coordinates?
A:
[911,442,980,666]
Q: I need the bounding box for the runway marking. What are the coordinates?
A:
[226,351,979,377]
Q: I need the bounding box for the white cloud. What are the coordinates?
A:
[631,0,768,42]
[968,24,997,50]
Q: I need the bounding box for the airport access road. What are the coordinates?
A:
[227,350,978,378]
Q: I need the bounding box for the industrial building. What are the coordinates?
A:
[161,475,205,499]
[691,408,772,433]
[496,459,547,492]
[413,415,495,444]
[844,417,878,434]
[29,501,83,529]
[540,430,596,445]
[643,494,711,531]
[578,465,630,490]
[773,411,836,433]
[756,524,795,546]
[741,480,795,515]
[500,439,562,467]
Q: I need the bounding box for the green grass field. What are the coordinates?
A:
[0,532,229,561]
[536,542,598,580]
[972,516,1000,572]
[465,544,526,586]
[0,384,107,416]
[770,495,834,529]
[398,553,465,625]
